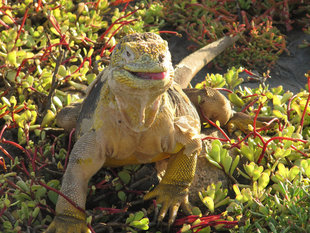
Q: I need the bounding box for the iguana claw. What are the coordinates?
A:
[144,183,192,227]
[44,215,90,233]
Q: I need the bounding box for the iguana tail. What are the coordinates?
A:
[174,35,240,88]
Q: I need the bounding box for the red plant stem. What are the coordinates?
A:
[0,18,10,29]
[0,206,7,217]
[253,103,263,133]
[36,0,42,12]
[37,180,85,214]
[20,160,31,177]
[48,14,62,36]
[200,109,231,143]
[64,56,92,81]
[100,19,138,56]
[241,97,258,113]
[122,1,130,12]
[190,220,238,232]
[6,179,22,191]
[243,68,254,76]
[243,94,259,98]
[158,30,179,35]
[257,137,308,164]
[95,0,101,9]
[0,157,7,171]
[257,117,284,132]
[32,148,37,172]
[109,0,134,7]
[290,145,308,157]
[94,207,128,214]
[287,94,298,121]
[99,9,138,40]
[88,224,95,233]
[15,8,28,46]
[0,146,14,162]
[95,179,108,189]
[300,74,310,129]
[216,88,233,93]
[0,9,16,25]
[14,57,32,81]
[2,138,32,160]
[0,124,8,139]
[0,110,10,119]
[61,55,76,65]
[37,163,48,171]
[39,37,70,64]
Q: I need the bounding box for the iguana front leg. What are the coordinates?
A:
[45,131,105,233]
[144,149,197,226]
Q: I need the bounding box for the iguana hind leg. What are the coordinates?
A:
[183,87,232,126]
[184,87,277,134]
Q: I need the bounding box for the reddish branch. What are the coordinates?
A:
[257,137,308,164]
[14,8,28,46]
[175,214,238,232]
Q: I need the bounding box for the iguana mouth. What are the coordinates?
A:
[131,71,167,80]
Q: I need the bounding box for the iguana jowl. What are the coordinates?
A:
[45,32,260,232]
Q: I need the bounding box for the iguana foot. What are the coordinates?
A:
[225,112,278,135]
[45,215,90,233]
[144,183,192,227]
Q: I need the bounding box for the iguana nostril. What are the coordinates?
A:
[158,54,164,63]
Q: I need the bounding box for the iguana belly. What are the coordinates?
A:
[103,143,183,167]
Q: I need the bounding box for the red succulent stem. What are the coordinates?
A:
[290,145,308,157]
[287,94,298,121]
[200,111,231,143]
[216,88,233,93]
[94,207,128,214]
[0,18,10,29]
[257,137,308,164]
[99,18,138,57]
[14,8,28,46]
[0,206,7,217]
[99,9,138,41]
[38,180,86,214]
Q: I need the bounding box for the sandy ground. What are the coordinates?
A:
[168,30,310,93]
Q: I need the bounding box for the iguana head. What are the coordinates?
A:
[107,33,174,132]
[109,32,173,94]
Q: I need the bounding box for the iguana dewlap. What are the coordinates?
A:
[46,33,203,233]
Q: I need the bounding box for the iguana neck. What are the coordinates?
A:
[114,91,163,132]
[107,69,172,132]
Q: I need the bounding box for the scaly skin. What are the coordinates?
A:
[48,32,274,232]
[46,33,202,232]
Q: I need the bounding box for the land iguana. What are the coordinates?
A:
[46,32,269,232]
